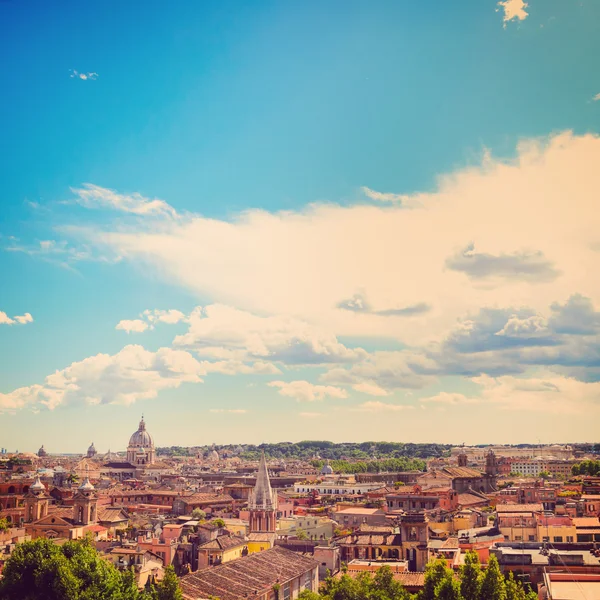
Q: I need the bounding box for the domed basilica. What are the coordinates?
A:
[126,416,155,466]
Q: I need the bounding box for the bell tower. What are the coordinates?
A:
[248,452,277,533]
[24,476,49,523]
[400,512,429,571]
[73,476,98,525]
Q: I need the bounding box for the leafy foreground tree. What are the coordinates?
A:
[0,538,183,600]
[479,555,506,600]
[459,552,481,600]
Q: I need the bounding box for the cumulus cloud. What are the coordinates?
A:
[472,372,600,414]
[352,401,414,412]
[445,243,559,283]
[594,93,600,102]
[116,308,188,333]
[495,315,548,337]
[352,382,390,396]
[268,380,348,402]
[0,311,33,326]
[0,345,204,412]
[116,319,149,334]
[61,132,600,352]
[336,293,430,317]
[143,309,187,325]
[70,70,98,81]
[548,294,600,335]
[70,184,177,218]
[174,304,365,366]
[497,0,529,25]
[420,392,481,405]
[361,186,407,205]
[322,351,435,393]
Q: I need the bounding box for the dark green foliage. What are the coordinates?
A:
[479,555,506,600]
[459,552,481,600]
[434,577,463,600]
[0,538,182,600]
[157,441,450,462]
[571,459,600,476]
[420,558,450,600]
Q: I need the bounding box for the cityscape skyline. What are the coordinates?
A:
[2,0,600,453]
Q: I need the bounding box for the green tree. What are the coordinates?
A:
[372,565,411,599]
[460,551,482,600]
[479,555,506,600]
[155,566,183,600]
[435,577,463,600]
[296,528,309,540]
[298,591,321,600]
[0,537,139,600]
[191,508,206,520]
[420,558,451,600]
[0,516,11,532]
[211,518,226,528]
[539,471,551,480]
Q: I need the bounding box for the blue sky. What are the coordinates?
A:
[1,0,600,453]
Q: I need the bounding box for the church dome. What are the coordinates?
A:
[208,450,219,462]
[30,476,45,493]
[37,445,47,457]
[79,478,95,492]
[128,417,154,449]
[88,442,96,452]
[321,460,334,475]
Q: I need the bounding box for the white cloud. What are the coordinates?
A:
[0,345,204,412]
[70,70,98,81]
[593,93,600,102]
[472,372,600,414]
[268,380,348,402]
[70,132,600,352]
[115,319,149,334]
[361,186,411,205]
[420,392,481,405]
[116,308,188,333]
[174,304,365,365]
[352,401,414,412]
[0,311,33,326]
[70,184,177,218]
[209,408,248,414]
[497,0,529,25]
[143,309,187,325]
[352,382,390,396]
[495,314,548,337]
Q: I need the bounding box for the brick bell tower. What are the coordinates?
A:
[73,476,98,525]
[24,476,49,523]
[248,452,278,533]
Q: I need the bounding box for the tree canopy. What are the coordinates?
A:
[0,538,183,600]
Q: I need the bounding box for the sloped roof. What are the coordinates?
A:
[180,546,317,600]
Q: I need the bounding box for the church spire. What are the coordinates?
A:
[249,451,277,510]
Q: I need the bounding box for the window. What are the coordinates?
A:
[528,535,535,542]
[566,536,573,542]
[553,536,563,542]
[283,583,290,600]
[303,571,313,592]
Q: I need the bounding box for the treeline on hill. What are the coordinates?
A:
[0,538,183,600]
[572,459,600,476]
[311,457,426,473]
[299,554,536,600]
[157,441,450,460]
